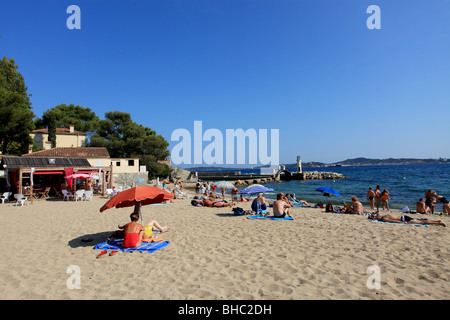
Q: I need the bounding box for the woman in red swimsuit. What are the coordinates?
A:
[119,212,170,248]
[120,212,145,248]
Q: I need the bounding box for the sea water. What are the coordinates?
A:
[236,164,450,211]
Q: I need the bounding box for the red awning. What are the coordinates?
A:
[34,171,64,175]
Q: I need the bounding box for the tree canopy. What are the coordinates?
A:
[89,111,171,178]
[1,53,171,178]
[35,103,100,136]
[0,56,35,155]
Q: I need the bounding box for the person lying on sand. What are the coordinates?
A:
[202,199,235,208]
[118,212,169,248]
[370,212,446,227]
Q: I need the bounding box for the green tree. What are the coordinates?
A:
[0,56,35,155]
[44,112,57,148]
[35,104,100,144]
[89,111,170,178]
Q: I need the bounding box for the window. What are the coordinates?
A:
[128,160,134,166]
[116,161,121,166]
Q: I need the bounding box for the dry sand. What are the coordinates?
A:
[0,193,448,300]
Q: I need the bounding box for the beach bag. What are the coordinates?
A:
[325,203,334,212]
[232,207,245,215]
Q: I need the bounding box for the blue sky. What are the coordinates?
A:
[1,0,449,166]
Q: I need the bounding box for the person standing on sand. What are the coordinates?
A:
[367,187,375,210]
[374,185,382,211]
[381,189,391,211]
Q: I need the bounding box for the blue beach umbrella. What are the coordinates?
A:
[135,178,145,186]
[315,187,342,198]
[240,184,274,195]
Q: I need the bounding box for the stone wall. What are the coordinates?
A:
[303,171,346,179]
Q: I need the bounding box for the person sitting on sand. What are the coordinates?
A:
[343,196,366,214]
[442,200,450,215]
[251,193,267,214]
[370,212,446,227]
[118,212,169,248]
[240,194,248,202]
[273,193,291,218]
[416,198,431,214]
[202,198,235,208]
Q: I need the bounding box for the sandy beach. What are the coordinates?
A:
[0,192,448,300]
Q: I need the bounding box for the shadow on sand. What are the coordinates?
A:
[68,231,114,248]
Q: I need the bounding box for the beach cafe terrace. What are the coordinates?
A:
[0,156,114,202]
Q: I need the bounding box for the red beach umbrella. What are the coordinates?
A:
[99,186,174,222]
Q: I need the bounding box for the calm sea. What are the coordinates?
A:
[235,164,450,211]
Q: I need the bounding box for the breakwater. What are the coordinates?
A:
[194,170,346,185]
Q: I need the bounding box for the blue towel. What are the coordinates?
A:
[94,239,170,253]
[247,215,294,220]
[371,220,428,227]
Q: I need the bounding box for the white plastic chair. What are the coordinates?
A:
[74,190,85,201]
[14,194,28,206]
[1,192,12,204]
[62,190,73,201]
[106,189,114,199]
[84,190,93,201]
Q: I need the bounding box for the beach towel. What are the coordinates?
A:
[94,238,170,253]
[247,215,294,220]
[371,220,428,227]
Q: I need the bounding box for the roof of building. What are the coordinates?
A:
[1,156,92,169]
[22,147,110,158]
[31,128,87,135]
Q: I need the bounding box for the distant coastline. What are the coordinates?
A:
[186,157,449,172]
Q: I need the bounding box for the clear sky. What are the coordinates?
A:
[1,0,449,166]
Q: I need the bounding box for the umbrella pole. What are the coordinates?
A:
[134,201,143,225]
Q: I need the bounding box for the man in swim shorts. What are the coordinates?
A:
[273,193,291,218]
[371,213,446,227]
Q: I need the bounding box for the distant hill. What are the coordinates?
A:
[294,157,449,167]
[185,157,449,171]
[335,157,449,166]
